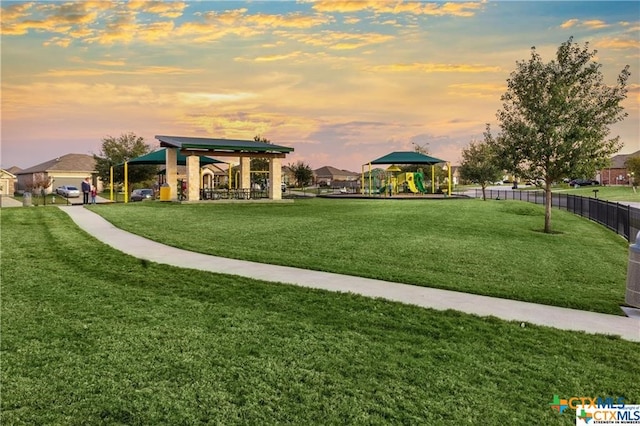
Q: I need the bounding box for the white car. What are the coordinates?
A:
[56,185,80,198]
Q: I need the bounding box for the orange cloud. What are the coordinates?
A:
[447,82,506,98]
[40,66,202,78]
[177,92,257,107]
[127,1,188,18]
[43,37,72,48]
[174,21,261,43]
[595,37,640,50]
[560,19,578,29]
[85,12,138,44]
[312,1,484,17]
[93,60,127,67]
[200,8,332,29]
[583,19,609,29]
[0,2,35,21]
[369,63,501,73]
[285,31,393,50]
[245,12,333,28]
[560,18,610,30]
[253,52,303,62]
[1,2,120,42]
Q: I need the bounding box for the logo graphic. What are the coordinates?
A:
[577,408,593,424]
[550,395,569,413]
[576,404,640,426]
[549,394,638,425]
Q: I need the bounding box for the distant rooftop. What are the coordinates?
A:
[17,154,96,175]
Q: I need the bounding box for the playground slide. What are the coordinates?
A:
[397,172,421,193]
[415,173,426,193]
[406,174,419,193]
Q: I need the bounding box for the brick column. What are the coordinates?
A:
[240,156,251,191]
[186,154,200,201]
[269,157,282,200]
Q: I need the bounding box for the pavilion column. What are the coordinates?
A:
[269,157,282,200]
[186,154,200,201]
[165,148,178,201]
[240,156,251,190]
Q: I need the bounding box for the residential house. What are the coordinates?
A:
[16,153,100,194]
[600,150,640,185]
[0,168,18,195]
[281,165,295,187]
[314,166,359,187]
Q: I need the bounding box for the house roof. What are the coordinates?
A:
[369,151,446,165]
[123,149,225,166]
[0,169,17,178]
[17,154,96,175]
[6,166,22,175]
[314,165,359,177]
[609,150,640,168]
[156,135,294,155]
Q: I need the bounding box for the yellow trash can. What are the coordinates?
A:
[159,183,171,201]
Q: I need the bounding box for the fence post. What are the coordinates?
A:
[625,204,630,240]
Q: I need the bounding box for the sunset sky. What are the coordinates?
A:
[2,1,639,171]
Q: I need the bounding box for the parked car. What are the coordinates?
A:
[569,179,599,187]
[130,188,154,201]
[56,185,80,198]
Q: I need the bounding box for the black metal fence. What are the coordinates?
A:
[200,188,267,200]
[474,189,640,243]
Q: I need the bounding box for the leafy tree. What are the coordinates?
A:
[94,132,157,186]
[459,126,503,200]
[23,172,54,205]
[288,161,313,187]
[625,155,640,189]
[492,37,629,233]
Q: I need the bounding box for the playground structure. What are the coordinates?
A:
[362,151,452,197]
[378,170,428,195]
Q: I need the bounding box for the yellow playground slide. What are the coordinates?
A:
[398,173,419,193]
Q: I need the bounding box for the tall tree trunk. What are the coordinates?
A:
[481,184,486,201]
[544,184,552,233]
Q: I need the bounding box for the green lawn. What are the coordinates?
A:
[89,198,628,315]
[2,208,638,424]
[553,184,640,202]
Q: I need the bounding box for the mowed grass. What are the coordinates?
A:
[2,208,639,424]
[553,184,640,202]
[89,198,628,315]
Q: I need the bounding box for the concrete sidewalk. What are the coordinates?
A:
[0,195,112,208]
[0,196,23,207]
[59,206,640,342]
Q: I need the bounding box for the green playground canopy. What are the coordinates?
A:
[369,151,446,165]
[123,149,225,166]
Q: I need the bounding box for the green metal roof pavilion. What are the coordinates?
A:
[124,148,225,166]
[369,151,446,165]
[156,135,294,158]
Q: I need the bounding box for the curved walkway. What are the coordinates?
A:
[59,206,640,342]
